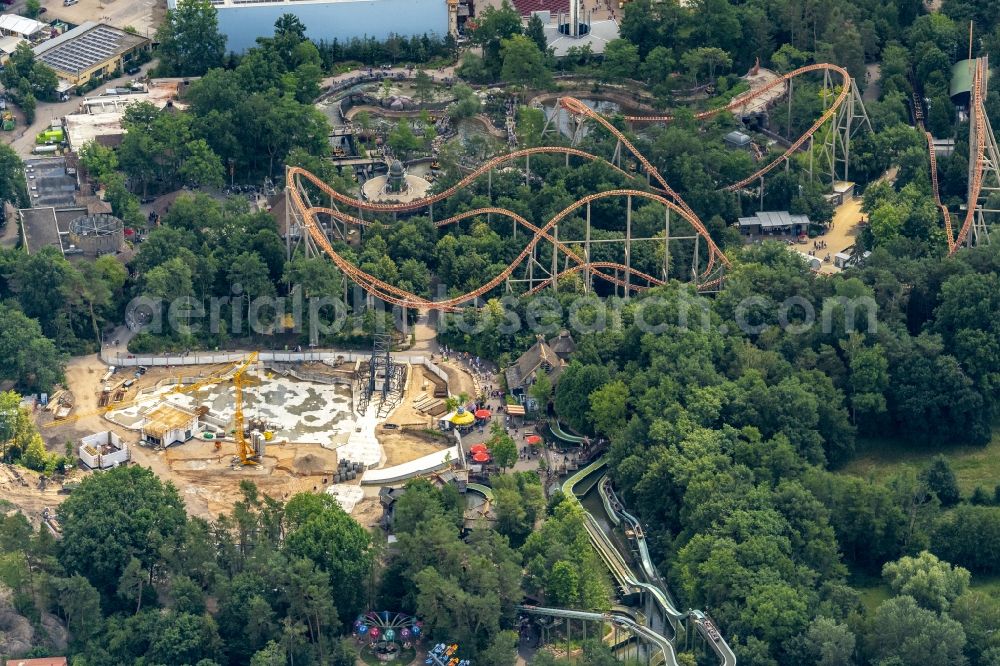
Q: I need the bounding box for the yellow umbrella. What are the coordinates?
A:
[451,410,475,426]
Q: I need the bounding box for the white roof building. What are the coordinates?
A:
[0,14,48,40]
[0,35,26,59]
[794,250,822,271]
[64,112,126,152]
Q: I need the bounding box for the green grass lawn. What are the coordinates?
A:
[849,570,892,615]
[970,573,1000,595]
[837,428,1000,495]
[851,571,1000,615]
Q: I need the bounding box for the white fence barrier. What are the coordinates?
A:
[100,349,451,391]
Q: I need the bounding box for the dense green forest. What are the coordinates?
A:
[0,467,609,666]
[2,0,1000,663]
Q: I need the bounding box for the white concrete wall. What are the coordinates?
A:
[162,420,198,446]
[175,0,448,53]
[79,431,129,469]
[101,349,450,386]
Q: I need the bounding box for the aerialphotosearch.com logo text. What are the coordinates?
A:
[125,283,878,341]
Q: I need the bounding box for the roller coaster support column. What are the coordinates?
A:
[625,194,632,298]
[809,135,815,182]
[586,202,593,292]
[833,78,872,182]
[487,168,492,224]
[786,78,793,139]
[551,223,559,293]
[818,74,871,184]
[821,68,837,184]
[664,206,671,280]
[968,56,998,247]
[429,202,433,223]
[572,115,585,146]
[759,176,764,211]
[285,165,293,260]
[329,191,339,242]
[692,233,699,281]
[526,154,531,185]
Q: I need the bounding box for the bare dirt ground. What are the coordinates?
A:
[153,439,344,519]
[0,463,66,528]
[816,198,864,274]
[814,168,896,274]
[378,429,448,467]
[41,0,164,37]
[39,359,234,447]
[439,362,477,398]
[385,364,440,428]
[381,362,451,465]
[349,491,385,530]
[21,354,462,522]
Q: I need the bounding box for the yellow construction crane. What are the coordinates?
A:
[44,364,243,428]
[45,352,263,467]
[231,352,260,466]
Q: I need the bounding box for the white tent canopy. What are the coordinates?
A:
[0,14,47,39]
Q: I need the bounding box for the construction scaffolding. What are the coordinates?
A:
[356,330,405,416]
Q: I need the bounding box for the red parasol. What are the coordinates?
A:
[474,409,492,419]
[472,451,490,463]
[470,443,488,454]
[526,435,542,445]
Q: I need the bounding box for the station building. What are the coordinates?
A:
[32,22,151,86]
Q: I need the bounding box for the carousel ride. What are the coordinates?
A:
[354,610,424,661]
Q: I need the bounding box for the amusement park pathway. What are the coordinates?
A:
[863,64,882,103]
[816,197,864,274]
[323,64,459,91]
[815,167,896,274]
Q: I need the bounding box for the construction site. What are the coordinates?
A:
[29,345,456,525]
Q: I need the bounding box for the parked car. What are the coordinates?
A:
[125,64,141,75]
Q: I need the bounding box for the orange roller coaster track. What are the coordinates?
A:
[290,184,707,311]
[926,58,991,254]
[620,64,856,192]
[286,68,863,310]
[286,97,731,310]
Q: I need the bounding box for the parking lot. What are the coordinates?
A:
[39,0,163,37]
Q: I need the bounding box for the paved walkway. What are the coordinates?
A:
[334,404,384,467]
[6,61,158,158]
[322,64,458,91]
[863,63,882,103]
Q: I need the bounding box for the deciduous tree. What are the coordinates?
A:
[156,0,227,76]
